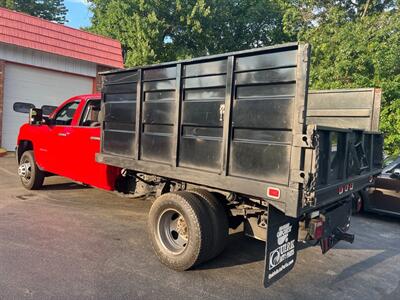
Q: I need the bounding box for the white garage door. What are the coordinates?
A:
[1,63,93,150]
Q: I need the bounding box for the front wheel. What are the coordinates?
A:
[18,150,44,190]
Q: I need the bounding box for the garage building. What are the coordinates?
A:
[0,7,123,150]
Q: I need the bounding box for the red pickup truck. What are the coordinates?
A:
[16,94,121,191]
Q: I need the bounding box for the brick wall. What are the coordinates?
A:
[0,60,5,147]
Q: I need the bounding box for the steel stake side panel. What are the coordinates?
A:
[98,43,311,216]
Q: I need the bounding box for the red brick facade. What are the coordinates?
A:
[0,60,5,147]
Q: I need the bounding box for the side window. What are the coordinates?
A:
[80,100,101,127]
[54,101,80,126]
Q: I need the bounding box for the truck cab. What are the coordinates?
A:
[16,94,121,191]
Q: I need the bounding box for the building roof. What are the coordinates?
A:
[0,7,123,68]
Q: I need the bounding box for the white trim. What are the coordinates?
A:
[0,42,97,77]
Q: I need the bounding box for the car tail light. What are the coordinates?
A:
[309,218,324,240]
[267,187,280,199]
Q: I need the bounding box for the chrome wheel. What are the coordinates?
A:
[18,159,32,184]
[18,151,44,190]
[157,209,188,254]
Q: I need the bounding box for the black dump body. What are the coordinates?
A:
[97,42,383,218]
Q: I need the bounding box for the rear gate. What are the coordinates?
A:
[308,126,383,209]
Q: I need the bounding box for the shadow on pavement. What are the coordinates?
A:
[359,211,400,224]
[333,249,398,284]
[196,232,265,270]
[331,214,400,283]
[41,182,91,191]
[196,227,319,271]
[196,213,400,283]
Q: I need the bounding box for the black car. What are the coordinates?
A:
[357,156,400,217]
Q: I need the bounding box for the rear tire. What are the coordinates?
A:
[190,189,229,259]
[18,150,44,190]
[351,192,363,214]
[148,191,213,271]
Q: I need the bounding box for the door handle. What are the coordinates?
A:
[58,133,68,137]
[219,104,225,122]
[90,136,100,141]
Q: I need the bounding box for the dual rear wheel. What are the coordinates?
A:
[148,189,228,270]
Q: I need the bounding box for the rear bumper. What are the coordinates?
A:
[302,172,378,215]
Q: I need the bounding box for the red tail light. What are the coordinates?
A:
[309,218,324,240]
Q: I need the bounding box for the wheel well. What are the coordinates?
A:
[17,140,33,163]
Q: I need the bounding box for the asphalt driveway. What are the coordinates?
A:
[0,154,399,299]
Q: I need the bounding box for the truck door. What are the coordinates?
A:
[69,99,120,190]
[43,100,81,178]
[368,160,400,214]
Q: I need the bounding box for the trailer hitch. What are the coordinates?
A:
[320,227,355,254]
[335,227,355,244]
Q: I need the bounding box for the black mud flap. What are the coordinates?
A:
[264,205,299,287]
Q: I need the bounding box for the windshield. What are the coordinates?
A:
[383,155,398,168]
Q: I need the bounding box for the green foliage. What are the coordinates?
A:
[381,100,400,156]
[279,0,398,38]
[87,0,287,66]
[0,0,68,24]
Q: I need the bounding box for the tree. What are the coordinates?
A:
[281,1,400,155]
[87,0,288,66]
[0,0,68,24]
[279,0,398,39]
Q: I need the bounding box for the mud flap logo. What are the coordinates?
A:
[264,206,299,287]
[268,223,295,270]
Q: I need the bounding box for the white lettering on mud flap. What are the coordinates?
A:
[264,205,299,287]
[268,223,296,274]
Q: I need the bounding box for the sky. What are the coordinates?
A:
[65,0,92,29]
